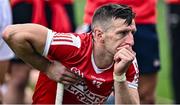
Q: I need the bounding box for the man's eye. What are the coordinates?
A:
[132,31,136,35]
[121,31,128,35]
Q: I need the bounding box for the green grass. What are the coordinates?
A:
[156,1,173,103]
[74,0,86,26]
[74,0,174,103]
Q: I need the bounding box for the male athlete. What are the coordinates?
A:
[3,4,139,104]
[76,0,160,104]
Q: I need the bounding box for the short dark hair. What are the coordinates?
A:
[92,4,135,31]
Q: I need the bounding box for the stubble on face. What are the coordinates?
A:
[104,19,136,55]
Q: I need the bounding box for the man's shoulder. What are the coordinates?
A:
[50,31,92,47]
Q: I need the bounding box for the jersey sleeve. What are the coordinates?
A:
[43,29,82,61]
[43,29,54,56]
[126,58,139,89]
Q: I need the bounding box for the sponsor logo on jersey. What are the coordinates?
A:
[65,80,108,104]
[65,67,108,104]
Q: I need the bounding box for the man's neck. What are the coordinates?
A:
[93,44,114,69]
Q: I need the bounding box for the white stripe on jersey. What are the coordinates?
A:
[128,58,139,89]
[53,37,73,41]
[52,33,81,48]
[43,29,54,56]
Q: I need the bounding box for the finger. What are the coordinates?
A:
[65,70,81,80]
[114,48,135,61]
[58,79,73,85]
[61,74,80,83]
[114,52,133,63]
[120,49,135,59]
[114,52,130,63]
[124,47,136,57]
[59,75,80,85]
[114,48,129,61]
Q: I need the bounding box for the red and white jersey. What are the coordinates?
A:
[32,30,139,104]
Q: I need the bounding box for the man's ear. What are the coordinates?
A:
[93,27,104,43]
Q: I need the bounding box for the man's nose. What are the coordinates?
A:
[125,33,134,46]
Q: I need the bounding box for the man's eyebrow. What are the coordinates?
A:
[116,28,136,34]
[116,28,131,32]
[132,30,137,34]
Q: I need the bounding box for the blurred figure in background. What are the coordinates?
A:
[62,0,76,32]
[76,0,160,104]
[0,0,15,103]
[11,0,75,32]
[166,0,180,104]
[2,0,75,104]
[3,0,33,103]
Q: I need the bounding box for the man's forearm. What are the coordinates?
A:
[114,81,139,104]
[2,24,80,85]
[2,24,51,73]
[7,32,51,73]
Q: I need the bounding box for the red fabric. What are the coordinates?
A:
[131,0,157,24]
[61,0,74,4]
[49,0,72,32]
[11,0,32,7]
[84,0,157,24]
[166,0,180,4]
[32,73,57,104]
[32,31,139,104]
[11,0,72,32]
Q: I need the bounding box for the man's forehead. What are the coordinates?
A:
[113,18,135,26]
[113,20,136,31]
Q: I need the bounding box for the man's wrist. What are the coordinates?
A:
[44,60,53,74]
[113,72,126,82]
